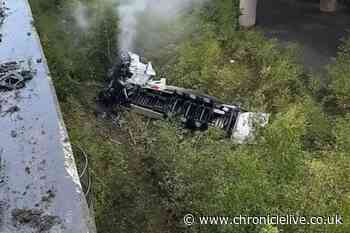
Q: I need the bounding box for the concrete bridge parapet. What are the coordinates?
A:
[0,0,96,232]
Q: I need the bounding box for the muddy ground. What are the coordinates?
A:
[257,0,350,73]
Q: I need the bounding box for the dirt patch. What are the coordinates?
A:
[12,208,62,233]
[257,0,350,73]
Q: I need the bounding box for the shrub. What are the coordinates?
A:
[328,38,350,112]
[167,30,305,113]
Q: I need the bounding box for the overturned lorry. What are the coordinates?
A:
[99,52,269,143]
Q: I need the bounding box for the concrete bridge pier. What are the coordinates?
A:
[239,0,258,27]
[320,0,337,12]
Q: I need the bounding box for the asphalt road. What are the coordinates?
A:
[257,0,350,73]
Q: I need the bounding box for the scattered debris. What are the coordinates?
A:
[1,105,20,117]
[0,149,7,187]
[41,189,55,203]
[0,60,35,91]
[0,4,8,27]
[12,208,62,233]
[10,130,17,138]
[25,166,30,175]
[0,3,8,44]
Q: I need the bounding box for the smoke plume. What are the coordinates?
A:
[74,1,90,31]
[117,0,207,52]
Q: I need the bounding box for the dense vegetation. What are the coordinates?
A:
[29,0,350,233]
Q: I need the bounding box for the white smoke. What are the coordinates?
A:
[74,1,90,31]
[118,0,207,52]
[70,0,207,53]
[118,0,147,52]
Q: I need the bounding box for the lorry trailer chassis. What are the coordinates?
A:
[99,52,268,142]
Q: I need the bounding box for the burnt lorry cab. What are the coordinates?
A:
[99,52,269,143]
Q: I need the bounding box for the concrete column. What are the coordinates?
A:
[320,0,337,12]
[239,0,258,27]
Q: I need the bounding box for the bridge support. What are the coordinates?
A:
[239,0,258,27]
[320,0,337,12]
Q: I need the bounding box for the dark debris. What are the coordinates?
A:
[0,61,35,91]
[0,4,8,27]
[12,208,62,233]
[1,105,20,117]
[10,130,17,138]
[41,189,55,203]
